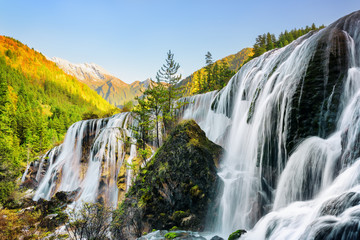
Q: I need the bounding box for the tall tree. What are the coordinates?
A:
[144,79,165,148]
[266,32,274,51]
[205,51,213,90]
[155,50,182,132]
[132,95,152,151]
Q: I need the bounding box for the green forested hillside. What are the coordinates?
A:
[0,36,117,204]
[181,48,253,95]
[250,23,325,59]
[182,24,325,96]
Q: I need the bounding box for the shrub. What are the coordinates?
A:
[65,202,112,240]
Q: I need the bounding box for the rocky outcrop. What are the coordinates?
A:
[112,120,223,239]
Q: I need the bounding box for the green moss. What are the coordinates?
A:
[190,185,202,197]
[228,229,247,240]
[165,232,180,239]
[187,138,200,148]
[171,210,189,222]
[112,120,223,237]
[170,226,179,231]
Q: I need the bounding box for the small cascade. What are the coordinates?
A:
[24,112,138,207]
[179,90,231,146]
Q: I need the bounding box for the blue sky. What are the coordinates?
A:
[0,1,359,83]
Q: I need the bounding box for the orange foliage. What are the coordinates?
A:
[0,35,115,113]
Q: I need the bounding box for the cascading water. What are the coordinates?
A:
[179,90,231,146]
[25,112,138,208]
[179,10,360,239]
[19,10,360,240]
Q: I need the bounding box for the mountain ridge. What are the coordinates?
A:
[50,57,157,107]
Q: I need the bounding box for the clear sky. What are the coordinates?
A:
[0,0,359,83]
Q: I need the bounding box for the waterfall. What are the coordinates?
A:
[29,112,137,208]
[179,10,360,239]
[179,90,231,146]
[242,12,360,239]
[20,10,360,239]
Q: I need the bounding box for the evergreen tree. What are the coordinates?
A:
[132,95,152,151]
[155,50,182,132]
[212,62,220,89]
[253,34,267,57]
[205,51,213,65]
[205,51,214,90]
[311,23,316,30]
[144,79,165,148]
[266,32,274,51]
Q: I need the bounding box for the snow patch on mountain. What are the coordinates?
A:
[49,57,113,82]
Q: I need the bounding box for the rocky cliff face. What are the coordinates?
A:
[112,120,223,239]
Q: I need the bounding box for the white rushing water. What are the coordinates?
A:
[180,90,231,147]
[179,11,360,239]
[22,10,360,240]
[31,112,137,208]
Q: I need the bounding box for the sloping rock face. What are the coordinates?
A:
[112,120,223,239]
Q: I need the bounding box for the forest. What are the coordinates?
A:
[185,23,325,96]
[0,36,117,205]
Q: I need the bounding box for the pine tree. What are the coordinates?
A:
[253,34,267,57]
[205,51,213,90]
[144,79,165,147]
[266,32,274,51]
[155,50,182,132]
[212,62,220,89]
[311,23,316,30]
[132,96,152,151]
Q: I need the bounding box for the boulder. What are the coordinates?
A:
[112,120,223,239]
[210,236,224,240]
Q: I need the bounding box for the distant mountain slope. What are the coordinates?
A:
[178,47,253,92]
[0,35,117,202]
[222,47,254,71]
[51,57,155,106]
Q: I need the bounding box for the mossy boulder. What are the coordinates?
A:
[112,120,223,239]
[228,229,247,240]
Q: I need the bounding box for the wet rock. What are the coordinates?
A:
[36,189,79,215]
[138,230,206,240]
[210,236,224,240]
[319,192,360,217]
[112,120,223,239]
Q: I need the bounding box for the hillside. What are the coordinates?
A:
[51,57,157,107]
[179,47,253,95]
[0,36,116,203]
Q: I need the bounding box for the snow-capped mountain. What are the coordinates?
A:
[50,57,113,83]
[49,57,154,107]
